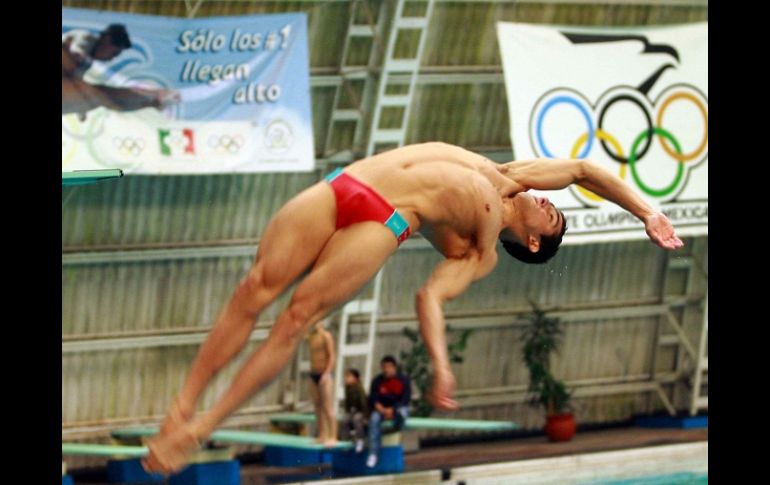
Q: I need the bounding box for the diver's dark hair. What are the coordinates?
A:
[501,211,567,264]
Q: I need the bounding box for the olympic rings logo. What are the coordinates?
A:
[112,136,146,157]
[529,83,708,205]
[208,134,245,154]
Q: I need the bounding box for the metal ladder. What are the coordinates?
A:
[367,0,435,156]
[333,0,436,407]
[689,290,708,415]
[333,270,384,404]
[651,252,708,416]
[323,0,388,161]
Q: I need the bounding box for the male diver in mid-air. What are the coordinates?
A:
[143,142,683,474]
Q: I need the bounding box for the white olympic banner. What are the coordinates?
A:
[497,22,707,244]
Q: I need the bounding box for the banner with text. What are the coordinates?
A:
[62,8,314,173]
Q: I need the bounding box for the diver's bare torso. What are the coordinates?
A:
[343,143,519,257]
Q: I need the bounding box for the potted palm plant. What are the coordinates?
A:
[520,300,576,442]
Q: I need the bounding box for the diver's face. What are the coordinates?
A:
[515,193,563,240]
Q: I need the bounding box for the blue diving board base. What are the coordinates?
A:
[107,458,240,485]
[263,445,334,467]
[332,445,404,476]
[107,458,164,484]
[169,460,240,485]
[634,414,708,429]
[62,476,74,485]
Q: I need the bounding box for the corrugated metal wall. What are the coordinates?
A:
[63,238,708,438]
[62,0,709,446]
[63,173,318,247]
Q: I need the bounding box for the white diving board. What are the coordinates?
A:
[62,169,123,186]
[62,443,147,457]
[111,426,353,451]
[270,413,520,431]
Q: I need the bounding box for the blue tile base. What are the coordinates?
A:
[107,458,165,483]
[107,457,240,485]
[263,445,334,467]
[62,476,74,485]
[332,445,404,476]
[169,460,240,485]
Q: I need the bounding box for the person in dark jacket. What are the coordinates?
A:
[366,355,411,468]
[341,368,368,452]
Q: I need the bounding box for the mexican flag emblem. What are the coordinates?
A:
[158,128,195,156]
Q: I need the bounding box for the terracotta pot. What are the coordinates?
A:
[545,412,576,442]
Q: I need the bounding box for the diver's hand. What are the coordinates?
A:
[426,367,459,411]
[644,212,684,250]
